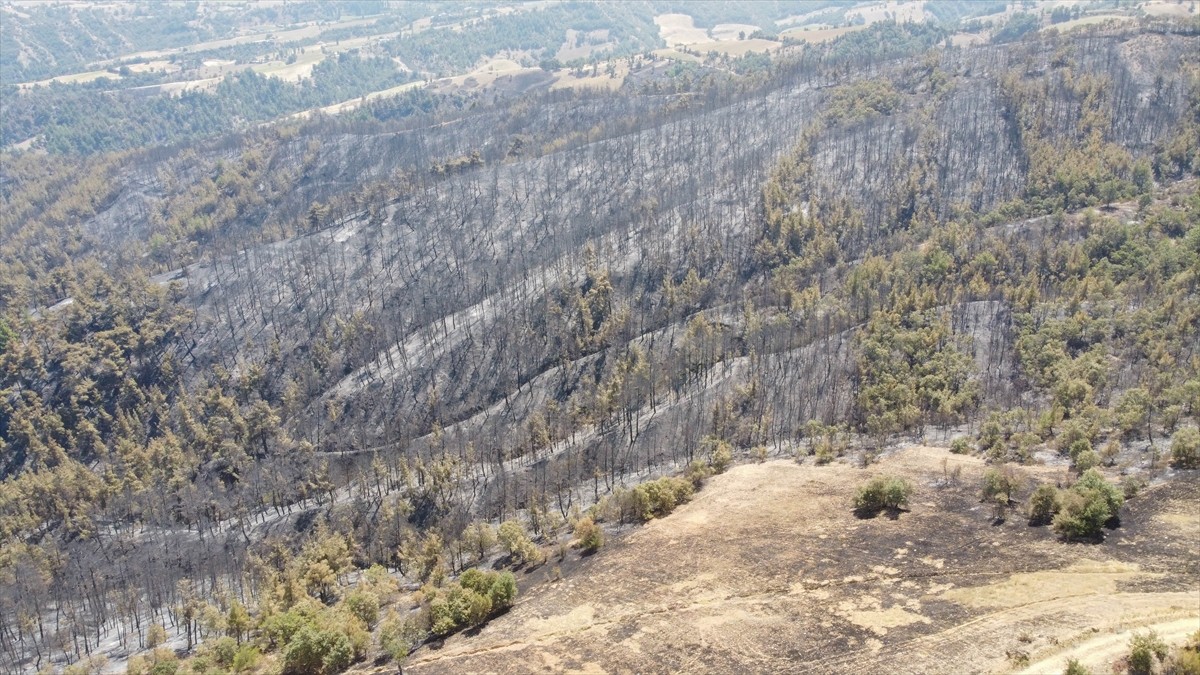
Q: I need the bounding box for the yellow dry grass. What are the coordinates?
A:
[550,63,627,92]
[687,39,782,57]
[780,24,868,43]
[1020,617,1200,675]
[655,13,710,46]
[941,559,1151,607]
[399,447,1197,674]
[1046,14,1135,31]
[846,1,930,25]
[710,23,762,41]
[19,70,120,88]
[1140,1,1198,18]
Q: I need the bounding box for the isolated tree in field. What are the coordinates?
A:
[1052,469,1123,540]
[573,517,604,552]
[1027,484,1060,525]
[853,475,913,517]
[982,466,1022,521]
[981,466,1021,504]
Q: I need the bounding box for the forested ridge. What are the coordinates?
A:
[1,13,1199,675]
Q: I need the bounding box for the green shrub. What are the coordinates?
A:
[1122,475,1148,499]
[1166,630,1200,675]
[1052,488,1111,539]
[636,476,693,521]
[1051,469,1124,539]
[282,624,354,675]
[458,568,516,609]
[981,467,1021,503]
[573,517,604,552]
[853,475,914,516]
[378,610,429,662]
[489,571,517,610]
[950,437,971,454]
[1067,438,1093,463]
[1062,657,1090,675]
[1073,448,1100,473]
[342,590,380,628]
[457,568,492,596]
[1171,427,1200,468]
[497,521,542,566]
[261,610,310,648]
[1075,468,1124,515]
[429,585,492,637]
[815,438,836,465]
[684,460,713,487]
[231,645,260,673]
[708,438,733,473]
[1128,630,1168,675]
[1028,484,1060,525]
[427,569,518,638]
[208,636,238,668]
[148,658,178,675]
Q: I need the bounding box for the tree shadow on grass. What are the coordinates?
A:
[853,506,907,520]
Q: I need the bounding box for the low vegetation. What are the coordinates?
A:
[1051,469,1125,540]
[427,569,518,637]
[573,517,605,553]
[852,475,914,517]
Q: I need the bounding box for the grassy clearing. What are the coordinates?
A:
[1045,14,1135,32]
[1140,1,1197,18]
[655,13,710,46]
[687,38,781,56]
[780,24,868,43]
[19,69,121,88]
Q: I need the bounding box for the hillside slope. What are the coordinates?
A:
[401,450,1199,674]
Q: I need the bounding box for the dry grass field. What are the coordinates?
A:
[391,447,1198,673]
[780,25,869,44]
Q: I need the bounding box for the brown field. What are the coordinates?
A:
[710,23,763,41]
[780,25,869,44]
[18,69,121,89]
[1141,1,1199,18]
[1046,14,1136,31]
[655,13,711,46]
[846,1,930,25]
[397,447,1199,674]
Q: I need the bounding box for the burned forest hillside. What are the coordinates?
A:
[1,5,1199,674]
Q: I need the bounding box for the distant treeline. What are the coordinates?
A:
[1,53,417,154]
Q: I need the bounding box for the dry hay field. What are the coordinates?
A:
[400,447,1199,674]
[780,25,869,44]
[1141,1,1199,18]
[654,14,781,56]
[655,13,711,46]
[845,1,930,25]
[1045,14,1136,32]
